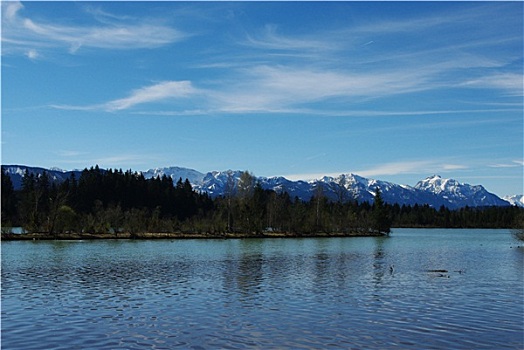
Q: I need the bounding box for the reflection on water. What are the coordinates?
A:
[2,229,523,349]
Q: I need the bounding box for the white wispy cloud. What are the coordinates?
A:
[356,161,468,178]
[202,8,523,113]
[56,150,89,158]
[282,160,469,182]
[349,3,519,38]
[29,1,523,114]
[57,63,431,113]
[233,4,522,104]
[244,24,339,53]
[360,161,469,177]
[489,160,524,168]
[209,65,437,113]
[56,152,158,168]
[309,109,521,118]
[82,4,135,23]
[48,104,96,112]
[460,73,523,96]
[104,81,197,111]
[92,154,153,166]
[51,81,198,112]
[2,1,186,56]
[209,52,522,112]
[50,64,522,114]
[441,164,469,171]
[2,1,23,22]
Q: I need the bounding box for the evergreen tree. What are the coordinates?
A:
[1,171,17,228]
[371,187,391,235]
[19,171,42,232]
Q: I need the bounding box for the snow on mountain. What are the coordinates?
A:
[141,166,205,185]
[193,170,243,197]
[193,171,471,208]
[195,172,513,209]
[2,165,518,209]
[1,165,82,190]
[188,170,311,199]
[260,176,312,200]
[503,194,524,207]
[315,173,448,207]
[414,175,509,208]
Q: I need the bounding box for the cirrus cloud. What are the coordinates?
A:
[2,1,187,56]
[356,161,468,178]
[50,80,198,112]
[105,81,198,111]
[283,160,469,182]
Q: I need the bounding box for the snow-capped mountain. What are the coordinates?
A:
[194,170,244,197]
[1,165,83,190]
[141,166,205,185]
[191,171,508,209]
[414,175,510,208]
[315,173,449,208]
[503,194,524,207]
[2,165,517,209]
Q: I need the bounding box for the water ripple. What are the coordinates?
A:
[2,231,523,349]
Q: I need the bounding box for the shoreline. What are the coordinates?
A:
[1,231,386,241]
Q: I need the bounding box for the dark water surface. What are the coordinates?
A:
[2,229,523,349]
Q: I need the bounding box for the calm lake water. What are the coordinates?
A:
[2,229,523,349]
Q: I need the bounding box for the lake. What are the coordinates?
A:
[2,229,523,349]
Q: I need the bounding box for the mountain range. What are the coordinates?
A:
[2,165,521,209]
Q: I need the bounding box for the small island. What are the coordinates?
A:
[2,167,521,241]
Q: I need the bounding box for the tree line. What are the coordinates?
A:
[1,166,522,236]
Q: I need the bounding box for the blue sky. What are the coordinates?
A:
[1,1,523,197]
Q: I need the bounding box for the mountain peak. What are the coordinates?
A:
[140,166,205,185]
[415,175,450,190]
[503,194,524,207]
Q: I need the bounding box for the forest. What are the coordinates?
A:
[1,166,522,237]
